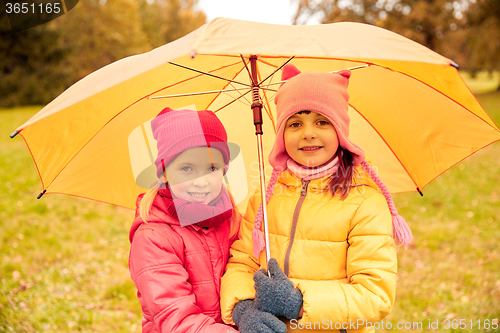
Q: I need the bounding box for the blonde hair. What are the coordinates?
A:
[138,181,240,238]
[138,180,162,223]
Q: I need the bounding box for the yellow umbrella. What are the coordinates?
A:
[12,18,500,215]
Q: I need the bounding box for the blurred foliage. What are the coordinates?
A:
[0,26,71,107]
[465,0,500,77]
[50,0,150,81]
[0,0,206,108]
[139,0,206,48]
[294,0,500,89]
[295,0,462,51]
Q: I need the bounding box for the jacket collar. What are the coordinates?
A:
[129,193,212,243]
[276,165,380,192]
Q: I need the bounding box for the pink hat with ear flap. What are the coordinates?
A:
[251,64,412,257]
[269,63,366,170]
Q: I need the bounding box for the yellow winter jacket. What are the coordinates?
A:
[221,167,397,333]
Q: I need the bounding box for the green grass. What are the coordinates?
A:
[1,89,500,332]
[0,108,141,332]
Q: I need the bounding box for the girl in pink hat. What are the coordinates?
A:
[221,64,412,333]
[129,108,266,333]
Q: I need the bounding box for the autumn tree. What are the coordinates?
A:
[1,0,207,107]
[465,0,500,79]
[49,0,150,81]
[0,25,70,107]
[293,0,466,64]
[138,0,206,48]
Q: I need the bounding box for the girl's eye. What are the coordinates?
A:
[208,166,220,172]
[317,120,330,125]
[181,166,193,172]
[289,122,301,128]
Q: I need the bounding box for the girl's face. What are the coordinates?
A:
[165,147,224,204]
[284,111,339,167]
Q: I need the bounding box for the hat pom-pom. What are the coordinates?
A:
[252,229,265,258]
[392,214,413,249]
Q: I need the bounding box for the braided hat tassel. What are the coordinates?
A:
[360,161,413,249]
[252,169,281,258]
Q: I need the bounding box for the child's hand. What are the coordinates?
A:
[253,258,303,319]
[232,299,287,333]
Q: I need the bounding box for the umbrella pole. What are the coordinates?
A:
[249,55,272,265]
[257,134,272,263]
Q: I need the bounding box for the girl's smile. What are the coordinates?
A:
[284,111,339,167]
[299,145,323,153]
[187,191,211,203]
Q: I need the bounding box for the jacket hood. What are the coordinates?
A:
[129,193,181,243]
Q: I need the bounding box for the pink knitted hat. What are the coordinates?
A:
[251,65,413,257]
[151,108,230,179]
[269,64,365,170]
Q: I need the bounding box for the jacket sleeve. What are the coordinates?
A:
[295,191,397,327]
[129,224,238,333]
[220,191,262,325]
[228,209,243,246]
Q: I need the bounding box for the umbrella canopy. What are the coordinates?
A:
[13,18,500,210]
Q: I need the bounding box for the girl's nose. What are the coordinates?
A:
[192,174,209,187]
[301,124,317,139]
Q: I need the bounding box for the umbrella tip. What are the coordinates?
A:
[417,187,423,196]
[450,61,459,69]
[37,190,46,199]
[10,130,19,138]
[190,50,196,59]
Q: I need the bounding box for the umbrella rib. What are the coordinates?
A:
[240,54,254,84]
[265,64,372,86]
[149,87,252,99]
[213,90,252,113]
[227,82,252,105]
[257,66,277,133]
[148,59,245,98]
[257,56,295,86]
[348,103,422,193]
[206,59,250,111]
[169,61,251,87]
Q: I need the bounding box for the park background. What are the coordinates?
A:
[1,0,499,331]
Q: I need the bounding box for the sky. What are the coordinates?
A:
[195,0,322,25]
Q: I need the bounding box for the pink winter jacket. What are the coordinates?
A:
[129,193,240,333]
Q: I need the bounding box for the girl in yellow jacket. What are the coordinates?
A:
[220,64,413,333]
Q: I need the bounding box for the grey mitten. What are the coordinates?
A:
[253,258,303,319]
[232,299,287,333]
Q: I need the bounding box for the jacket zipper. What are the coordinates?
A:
[199,231,220,299]
[284,179,310,277]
